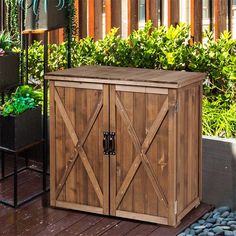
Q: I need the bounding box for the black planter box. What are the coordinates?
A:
[0,53,19,91]
[0,108,42,150]
[25,0,67,31]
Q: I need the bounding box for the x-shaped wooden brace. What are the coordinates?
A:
[115,94,169,209]
[54,88,104,207]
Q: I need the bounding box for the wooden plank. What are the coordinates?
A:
[88,0,95,38]
[168,0,179,26]
[115,95,169,209]
[57,214,103,235]
[94,0,103,40]
[79,0,88,38]
[55,81,103,90]
[167,89,177,226]
[116,210,168,225]
[190,0,203,43]
[116,85,168,95]
[149,203,213,235]
[55,93,104,206]
[105,0,112,34]
[50,81,56,206]
[109,85,117,216]
[198,84,203,200]
[128,0,139,34]
[102,221,140,235]
[103,85,110,215]
[79,218,122,235]
[146,0,159,27]
[64,87,77,203]
[126,223,158,236]
[215,0,228,39]
[177,197,200,222]
[55,201,104,214]
[111,0,122,34]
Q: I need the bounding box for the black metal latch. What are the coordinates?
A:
[103,132,116,155]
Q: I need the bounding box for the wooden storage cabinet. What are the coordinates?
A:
[46,66,204,226]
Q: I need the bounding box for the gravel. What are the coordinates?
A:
[178,206,236,236]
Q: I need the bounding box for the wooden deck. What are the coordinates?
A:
[0,157,212,236]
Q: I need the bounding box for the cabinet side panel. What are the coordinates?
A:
[177,83,201,216]
[50,81,56,206]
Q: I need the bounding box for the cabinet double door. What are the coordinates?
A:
[50,81,175,224]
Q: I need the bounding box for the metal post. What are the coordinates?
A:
[20,7,25,84]
[43,32,48,191]
[160,0,163,26]
[14,153,18,208]
[0,0,4,31]
[25,35,29,85]
[67,1,72,69]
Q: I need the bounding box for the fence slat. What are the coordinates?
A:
[88,0,95,38]
[128,0,139,34]
[94,0,103,40]
[146,0,159,27]
[111,0,122,34]
[79,0,88,38]
[168,0,179,26]
[215,0,227,39]
[191,0,203,42]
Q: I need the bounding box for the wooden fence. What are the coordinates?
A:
[0,0,235,44]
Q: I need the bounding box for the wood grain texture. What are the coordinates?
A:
[128,0,139,34]
[146,0,159,27]
[176,82,202,220]
[191,0,203,42]
[168,0,179,26]
[49,67,203,226]
[215,0,228,39]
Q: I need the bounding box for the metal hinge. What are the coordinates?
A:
[174,200,178,215]
[103,132,116,155]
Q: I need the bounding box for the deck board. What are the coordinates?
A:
[0,159,212,235]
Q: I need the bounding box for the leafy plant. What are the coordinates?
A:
[18,0,66,15]
[5,0,20,46]
[202,97,236,138]
[0,31,13,53]
[0,85,42,117]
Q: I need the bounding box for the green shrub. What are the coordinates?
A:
[0,85,42,117]
[202,97,236,138]
[23,22,236,138]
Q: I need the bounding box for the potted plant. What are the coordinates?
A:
[0,85,42,149]
[19,0,68,31]
[0,32,19,91]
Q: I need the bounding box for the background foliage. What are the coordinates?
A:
[23,22,236,137]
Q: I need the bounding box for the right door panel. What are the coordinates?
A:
[110,85,170,224]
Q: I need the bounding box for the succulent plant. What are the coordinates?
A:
[18,0,66,15]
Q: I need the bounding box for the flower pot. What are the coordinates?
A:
[25,0,67,31]
[0,53,19,91]
[202,136,236,210]
[0,108,42,150]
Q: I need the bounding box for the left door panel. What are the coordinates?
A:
[50,81,110,215]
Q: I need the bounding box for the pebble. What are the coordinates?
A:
[178,206,236,236]
[225,231,234,236]
[222,211,230,218]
